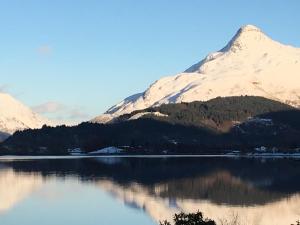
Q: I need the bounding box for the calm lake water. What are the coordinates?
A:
[0,156,300,225]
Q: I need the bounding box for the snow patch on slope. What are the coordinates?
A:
[88,146,123,155]
[128,112,168,120]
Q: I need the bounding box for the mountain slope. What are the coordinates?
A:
[115,96,296,132]
[93,25,300,123]
[0,93,53,140]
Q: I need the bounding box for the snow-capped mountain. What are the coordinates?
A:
[0,92,53,140]
[92,25,300,123]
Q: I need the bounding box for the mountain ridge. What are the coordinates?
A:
[93,24,300,123]
[0,92,54,141]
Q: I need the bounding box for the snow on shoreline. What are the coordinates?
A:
[88,146,123,155]
[128,112,168,120]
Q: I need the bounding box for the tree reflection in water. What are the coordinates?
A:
[0,157,300,225]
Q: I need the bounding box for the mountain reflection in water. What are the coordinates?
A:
[0,157,300,225]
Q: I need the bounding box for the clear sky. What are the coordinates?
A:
[1,0,299,123]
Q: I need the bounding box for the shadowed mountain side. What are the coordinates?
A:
[0,131,10,142]
[258,110,300,130]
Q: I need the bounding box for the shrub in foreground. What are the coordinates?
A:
[160,211,299,225]
[159,211,216,225]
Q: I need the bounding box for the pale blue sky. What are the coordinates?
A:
[1,0,299,122]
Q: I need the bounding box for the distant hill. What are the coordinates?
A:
[1,96,300,155]
[115,95,295,132]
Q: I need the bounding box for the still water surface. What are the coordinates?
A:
[0,156,300,225]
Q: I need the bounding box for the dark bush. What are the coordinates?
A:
[159,211,216,225]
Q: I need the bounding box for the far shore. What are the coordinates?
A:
[1,153,300,161]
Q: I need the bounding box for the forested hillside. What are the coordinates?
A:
[117,96,295,131]
[1,96,300,155]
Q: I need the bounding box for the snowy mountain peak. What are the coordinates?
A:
[185,25,280,73]
[235,24,263,37]
[223,24,270,52]
[0,92,54,139]
[239,24,261,32]
[93,25,300,123]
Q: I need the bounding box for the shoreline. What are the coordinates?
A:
[1,153,300,161]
